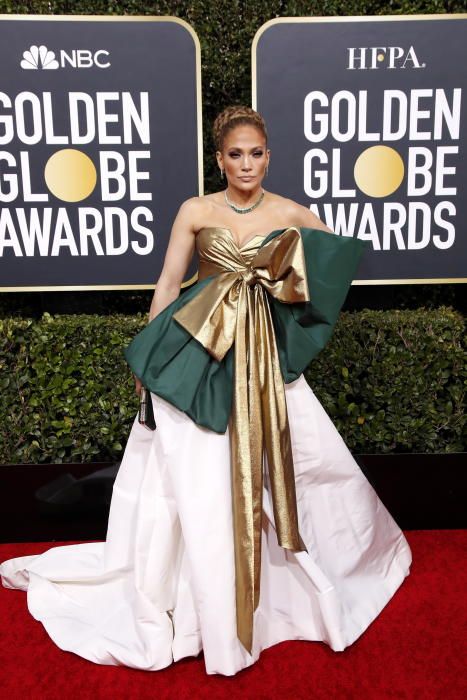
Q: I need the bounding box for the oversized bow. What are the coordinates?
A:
[172,227,309,654]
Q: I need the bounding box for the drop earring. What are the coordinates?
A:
[220,168,225,179]
[265,164,269,177]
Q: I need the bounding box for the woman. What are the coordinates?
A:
[0,106,411,677]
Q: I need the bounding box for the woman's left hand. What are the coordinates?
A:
[133,374,143,396]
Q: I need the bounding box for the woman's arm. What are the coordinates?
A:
[134,197,199,395]
[147,198,199,322]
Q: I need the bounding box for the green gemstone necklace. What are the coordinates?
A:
[224,187,265,214]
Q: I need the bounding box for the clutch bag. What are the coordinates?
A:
[138,386,157,431]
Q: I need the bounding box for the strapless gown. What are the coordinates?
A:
[0,227,411,677]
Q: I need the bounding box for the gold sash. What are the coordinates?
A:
[172,227,309,654]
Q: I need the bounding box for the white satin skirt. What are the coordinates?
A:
[0,374,411,676]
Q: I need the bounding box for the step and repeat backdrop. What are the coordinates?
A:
[253,15,467,284]
[0,15,202,291]
[0,14,466,289]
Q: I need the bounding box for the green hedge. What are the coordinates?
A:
[1,307,465,464]
[304,307,466,454]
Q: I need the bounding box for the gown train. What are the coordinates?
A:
[1,374,411,676]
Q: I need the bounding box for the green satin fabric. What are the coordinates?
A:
[124,227,369,433]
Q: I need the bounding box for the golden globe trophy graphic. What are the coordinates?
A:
[353,146,405,199]
[44,149,97,202]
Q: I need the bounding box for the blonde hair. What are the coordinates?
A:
[212,105,268,152]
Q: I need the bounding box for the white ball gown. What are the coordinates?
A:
[0,227,411,677]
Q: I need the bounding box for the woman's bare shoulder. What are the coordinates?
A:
[268,193,331,232]
[177,195,206,215]
[177,194,220,223]
[265,191,292,209]
[268,193,308,216]
[267,192,305,219]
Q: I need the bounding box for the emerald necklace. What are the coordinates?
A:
[224,188,265,214]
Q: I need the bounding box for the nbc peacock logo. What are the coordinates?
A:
[19,45,111,69]
[21,45,59,70]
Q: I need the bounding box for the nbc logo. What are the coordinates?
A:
[20,44,110,70]
[21,45,59,70]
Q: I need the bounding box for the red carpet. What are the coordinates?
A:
[1,531,465,700]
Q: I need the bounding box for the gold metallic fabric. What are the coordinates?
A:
[172,227,309,654]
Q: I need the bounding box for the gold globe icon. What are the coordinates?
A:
[354,145,404,198]
[44,149,97,202]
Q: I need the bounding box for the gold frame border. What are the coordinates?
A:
[251,13,467,286]
[4,276,465,292]
[0,13,203,292]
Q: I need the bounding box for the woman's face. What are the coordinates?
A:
[216,124,269,191]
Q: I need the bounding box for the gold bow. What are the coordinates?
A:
[173,228,309,654]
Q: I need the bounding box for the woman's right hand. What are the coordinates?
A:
[134,374,143,396]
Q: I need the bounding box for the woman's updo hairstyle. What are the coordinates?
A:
[212,105,268,152]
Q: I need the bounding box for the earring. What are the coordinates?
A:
[265,164,269,177]
[220,168,224,179]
